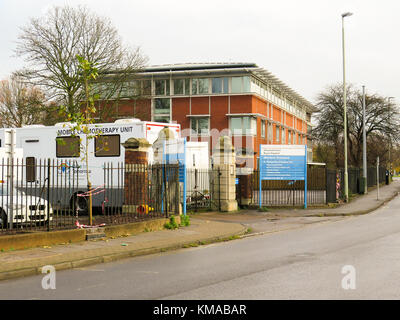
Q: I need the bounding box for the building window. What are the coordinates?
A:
[154,98,170,114]
[231,77,241,93]
[95,135,120,157]
[56,136,80,158]
[231,76,250,94]
[212,78,222,94]
[153,115,170,123]
[192,79,198,95]
[230,116,256,135]
[267,123,273,143]
[212,77,229,94]
[198,78,209,94]
[191,118,209,136]
[261,120,265,138]
[155,79,170,96]
[282,128,286,144]
[185,79,190,95]
[276,126,280,143]
[173,79,184,95]
[154,98,170,123]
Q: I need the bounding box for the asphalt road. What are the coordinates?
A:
[2,194,400,299]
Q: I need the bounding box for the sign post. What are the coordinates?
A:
[259,145,307,209]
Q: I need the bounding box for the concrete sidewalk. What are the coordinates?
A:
[251,177,400,218]
[0,218,247,281]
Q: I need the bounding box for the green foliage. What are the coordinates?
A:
[180,214,190,227]
[164,216,179,230]
[257,206,270,212]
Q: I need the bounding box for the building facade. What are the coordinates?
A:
[98,63,315,168]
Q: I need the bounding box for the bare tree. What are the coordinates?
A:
[312,84,400,167]
[0,76,46,127]
[15,5,148,120]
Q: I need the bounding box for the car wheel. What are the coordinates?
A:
[0,209,8,229]
[71,192,88,215]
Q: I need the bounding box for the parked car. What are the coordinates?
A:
[0,187,53,228]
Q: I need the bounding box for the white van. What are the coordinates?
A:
[0,119,181,211]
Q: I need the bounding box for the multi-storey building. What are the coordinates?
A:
[98,63,316,168]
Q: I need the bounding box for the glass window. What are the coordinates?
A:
[154,98,170,114]
[230,117,242,135]
[166,79,170,96]
[282,128,286,143]
[192,79,198,95]
[95,135,120,157]
[276,126,280,142]
[231,77,242,93]
[261,120,265,138]
[230,117,256,135]
[132,80,140,96]
[56,136,80,158]
[198,78,209,94]
[174,79,184,95]
[142,80,151,96]
[243,77,250,92]
[185,79,190,95]
[26,157,36,182]
[223,77,229,93]
[154,115,170,123]
[155,80,165,95]
[268,123,273,142]
[191,118,209,135]
[212,78,222,94]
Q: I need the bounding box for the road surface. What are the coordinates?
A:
[1,194,400,299]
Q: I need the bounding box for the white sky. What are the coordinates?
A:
[1,0,399,105]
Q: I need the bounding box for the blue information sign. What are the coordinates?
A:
[259,145,307,208]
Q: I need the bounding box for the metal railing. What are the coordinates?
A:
[0,159,182,235]
[238,166,326,207]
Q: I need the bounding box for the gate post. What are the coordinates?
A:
[211,136,238,212]
[121,138,151,215]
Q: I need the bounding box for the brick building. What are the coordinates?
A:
[98,63,316,168]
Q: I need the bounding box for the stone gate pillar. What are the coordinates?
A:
[212,136,238,212]
[121,138,151,214]
[236,148,256,207]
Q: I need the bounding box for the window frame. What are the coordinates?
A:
[94,134,121,158]
[26,157,36,182]
[56,136,81,158]
[191,117,210,136]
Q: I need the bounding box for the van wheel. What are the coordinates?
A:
[71,192,88,215]
[0,210,8,229]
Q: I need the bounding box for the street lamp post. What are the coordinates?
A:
[362,85,367,194]
[342,12,353,203]
[388,97,394,178]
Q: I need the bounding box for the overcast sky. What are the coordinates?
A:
[1,0,399,105]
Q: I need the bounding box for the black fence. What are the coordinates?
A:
[185,168,213,211]
[0,159,181,235]
[326,166,387,202]
[244,166,326,206]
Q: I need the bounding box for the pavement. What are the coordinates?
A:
[0,178,399,282]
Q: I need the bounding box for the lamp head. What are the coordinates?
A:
[342,12,353,18]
